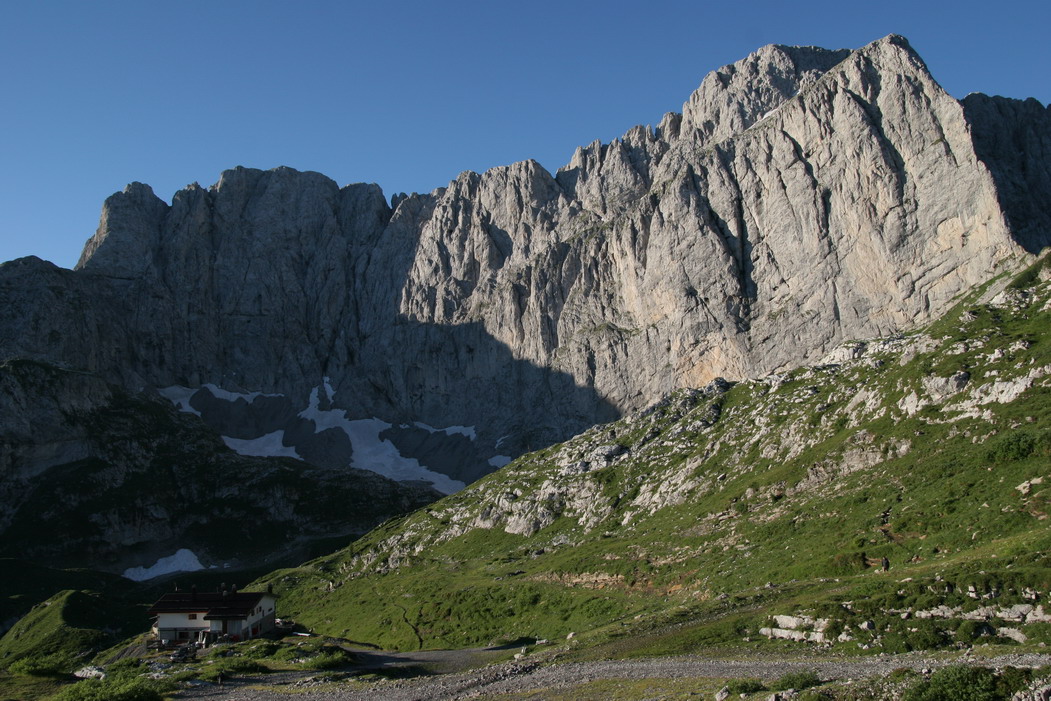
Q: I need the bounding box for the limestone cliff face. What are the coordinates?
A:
[382,35,1034,425]
[2,34,1048,471]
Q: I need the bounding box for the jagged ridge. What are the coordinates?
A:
[2,35,1048,472]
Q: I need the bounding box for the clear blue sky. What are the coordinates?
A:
[2,0,1048,269]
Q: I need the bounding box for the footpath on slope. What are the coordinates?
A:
[172,649,1051,700]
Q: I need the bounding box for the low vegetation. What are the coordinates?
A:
[901,665,1036,701]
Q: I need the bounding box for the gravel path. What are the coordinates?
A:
[173,650,1051,700]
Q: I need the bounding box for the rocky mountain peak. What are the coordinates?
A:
[4,35,1050,496]
[679,41,851,146]
[75,181,168,277]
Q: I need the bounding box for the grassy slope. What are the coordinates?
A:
[257,256,1051,656]
[0,590,122,665]
[0,561,131,635]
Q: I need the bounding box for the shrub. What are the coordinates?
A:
[1025,622,1051,644]
[956,620,990,643]
[771,669,821,691]
[242,640,282,659]
[726,677,766,694]
[1007,257,1048,290]
[796,691,833,701]
[829,551,868,574]
[880,631,911,654]
[996,667,1033,697]
[304,647,355,670]
[8,652,72,676]
[195,657,267,682]
[52,678,163,701]
[905,623,947,651]
[823,618,845,639]
[984,431,1038,463]
[889,667,919,682]
[902,665,1023,701]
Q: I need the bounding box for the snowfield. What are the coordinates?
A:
[301,383,465,493]
[159,380,467,493]
[123,548,205,581]
[414,421,478,440]
[157,386,202,416]
[221,431,301,459]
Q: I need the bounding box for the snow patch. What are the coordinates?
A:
[413,421,477,440]
[300,386,465,493]
[123,549,204,581]
[345,419,465,493]
[202,383,282,404]
[157,386,202,416]
[488,455,512,468]
[222,431,301,459]
[158,384,284,414]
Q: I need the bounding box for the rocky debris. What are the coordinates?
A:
[760,615,832,643]
[760,626,828,644]
[946,366,1051,419]
[174,652,1051,701]
[998,628,1028,643]
[766,590,1051,651]
[922,371,971,402]
[1015,682,1051,701]
[774,615,829,631]
[73,665,106,679]
[1017,477,1045,497]
[589,444,627,466]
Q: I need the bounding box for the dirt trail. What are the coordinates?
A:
[173,649,1051,700]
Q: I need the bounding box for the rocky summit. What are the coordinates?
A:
[1,34,1050,573]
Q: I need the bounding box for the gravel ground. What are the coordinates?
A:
[173,650,1051,700]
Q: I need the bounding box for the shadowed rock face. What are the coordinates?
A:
[0,360,442,573]
[961,93,1051,253]
[1,34,1049,482]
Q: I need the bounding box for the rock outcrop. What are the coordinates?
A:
[1,34,1048,485]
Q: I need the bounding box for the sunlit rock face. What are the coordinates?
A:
[2,34,1049,485]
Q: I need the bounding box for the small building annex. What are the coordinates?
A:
[148,586,277,645]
